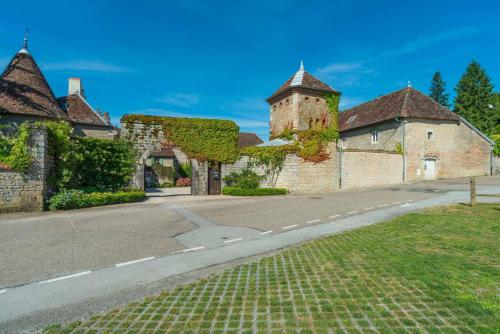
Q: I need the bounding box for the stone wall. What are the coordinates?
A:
[494,156,500,175]
[73,123,118,139]
[405,119,491,181]
[0,127,52,213]
[340,120,401,151]
[341,150,403,189]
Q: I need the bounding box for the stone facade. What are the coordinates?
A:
[269,90,331,137]
[72,123,117,139]
[341,150,403,188]
[340,120,401,152]
[405,119,492,181]
[0,127,52,213]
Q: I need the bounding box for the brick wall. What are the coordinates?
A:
[341,150,403,189]
[0,127,52,213]
[405,119,491,181]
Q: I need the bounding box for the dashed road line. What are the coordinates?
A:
[391,201,401,205]
[363,207,374,211]
[400,203,410,207]
[305,219,320,224]
[283,224,299,230]
[39,271,91,284]
[180,246,205,253]
[224,237,243,244]
[329,214,341,219]
[259,230,273,235]
[0,289,6,294]
[115,256,155,267]
[346,210,359,215]
[378,204,389,208]
[407,199,415,202]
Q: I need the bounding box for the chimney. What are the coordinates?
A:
[68,78,85,98]
[102,111,111,125]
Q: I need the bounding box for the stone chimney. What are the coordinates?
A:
[68,78,85,98]
[102,112,111,125]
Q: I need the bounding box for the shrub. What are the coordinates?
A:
[222,187,287,196]
[48,190,146,211]
[0,124,32,172]
[152,163,174,180]
[223,168,263,189]
[176,177,192,187]
[179,162,192,178]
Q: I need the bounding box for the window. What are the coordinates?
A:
[427,129,434,140]
[371,130,379,144]
[305,96,309,101]
[341,138,347,149]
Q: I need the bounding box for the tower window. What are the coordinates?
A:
[315,98,320,103]
[305,96,309,101]
[427,129,434,140]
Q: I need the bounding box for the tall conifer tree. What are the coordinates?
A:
[429,71,449,107]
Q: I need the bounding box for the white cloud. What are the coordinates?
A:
[339,97,364,110]
[156,93,200,108]
[314,62,363,78]
[314,61,374,88]
[42,60,131,73]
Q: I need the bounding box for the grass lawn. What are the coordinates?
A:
[45,204,499,334]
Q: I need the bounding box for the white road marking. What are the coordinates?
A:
[0,289,6,294]
[39,271,91,284]
[180,246,205,253]
[363,207,374,211]
[305,219,320,224]
[400,203,410,207]
[346,210,359,215]
[407,199,415,202]
[224,237,243,244]
[391,201,401,205]
[329,214,341,219]
[115,257,155,267]
[378,204,389,208]
[283,224,299,230]
[259,230,273,235]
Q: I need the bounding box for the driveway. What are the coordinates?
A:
[0,176,499,333]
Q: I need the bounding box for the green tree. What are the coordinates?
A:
[429,71,450,107]
[454,60,495,135]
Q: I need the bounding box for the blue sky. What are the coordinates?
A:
[1,0,499,140]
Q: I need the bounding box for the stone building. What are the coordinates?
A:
[0,37,117,138]
[267,62,340,137]
[339,86,495,181]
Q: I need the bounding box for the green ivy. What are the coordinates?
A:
[0,123,32,172]
[122,114,240,163]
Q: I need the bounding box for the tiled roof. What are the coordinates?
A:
[151,146,176,158]
[238,132,264,147]
[339,87,460,132]
[0,52,69,120]
[267,64,337,101]
[57,94,110,127]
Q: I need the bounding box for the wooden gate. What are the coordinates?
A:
[208,163,222,195]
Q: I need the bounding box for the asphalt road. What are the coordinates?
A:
[0,176,499,333]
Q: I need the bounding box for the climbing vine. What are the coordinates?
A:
[122,114,240,163]
[0,123,32,172]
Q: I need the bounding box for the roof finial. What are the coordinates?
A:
[407,80,412,88]
[299,60,304,71]
[18,29,30,54]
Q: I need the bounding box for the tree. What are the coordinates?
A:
[429,71,450,107]
[454,60,495,135]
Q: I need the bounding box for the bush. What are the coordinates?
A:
[222,187,287,196]
[176,177,192,187]
[179,162,192,178]
[48,190,146,211]
[223,169,263,189]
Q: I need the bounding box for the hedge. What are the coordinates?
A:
[222,187,287,196]
[48,190,146,211]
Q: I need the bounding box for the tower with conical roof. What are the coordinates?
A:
[0,32,69,133]
[266,62,340,138]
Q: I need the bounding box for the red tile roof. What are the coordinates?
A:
[57,94,110,127]
[267,71,338,101]
[339,87,459,132]
[151,146,176,158]
[0,52,69,120]
[238,132,264,147]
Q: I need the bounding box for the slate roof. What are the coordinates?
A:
[339,87,460,132]
[57,94,110,127]
[267,63,338,101]
[0,52,69,120]
[238,132,264,147]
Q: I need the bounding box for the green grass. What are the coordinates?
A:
[44,203,500,333]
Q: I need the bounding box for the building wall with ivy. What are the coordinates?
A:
[0,127,52,213]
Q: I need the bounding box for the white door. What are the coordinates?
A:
[424,159,436,180]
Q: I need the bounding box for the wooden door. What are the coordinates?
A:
[208,163,222,195]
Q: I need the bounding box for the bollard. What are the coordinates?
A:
[470,177,476,207]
